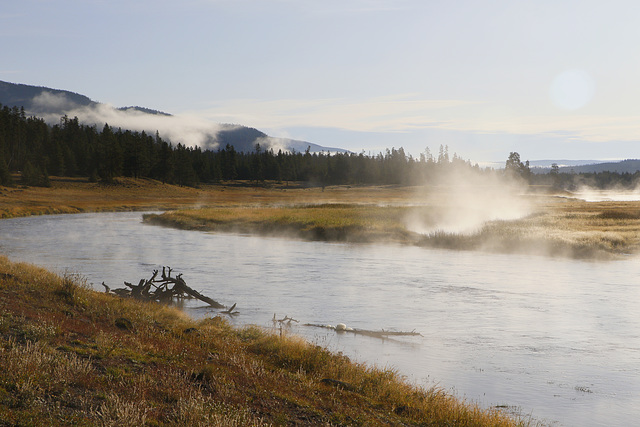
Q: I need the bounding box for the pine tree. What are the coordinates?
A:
[97,124,123,183]
[0,151,12,186]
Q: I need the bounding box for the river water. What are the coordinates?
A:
[1,211,639,426]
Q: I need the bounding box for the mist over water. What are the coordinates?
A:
[1,212,639,426]
[572,187,640,202]
[405,170,532,234]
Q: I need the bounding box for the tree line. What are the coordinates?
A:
[503,151,640,190]
[0,104,483,187]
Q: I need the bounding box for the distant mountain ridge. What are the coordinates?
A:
[557,159,640,174]
[528,159,605,168]
[118,106,171,116]
[0,80,346,154]
[530,159,640,174]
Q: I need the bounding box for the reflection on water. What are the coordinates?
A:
[1,212,640,426]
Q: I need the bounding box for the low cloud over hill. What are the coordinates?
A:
[0,80,346,154]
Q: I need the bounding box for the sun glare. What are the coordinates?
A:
[549,69,595,110]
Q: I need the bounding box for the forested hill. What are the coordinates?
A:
[117,106,171,116]
[0,80,345,155]
[0,81,95,113]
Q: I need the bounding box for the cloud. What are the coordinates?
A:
[34,92,227,150]
[191,93,640,148]
[254,136,290,153]
[32,91,82,113]
[192,94,477,134]
[448,113,640,143]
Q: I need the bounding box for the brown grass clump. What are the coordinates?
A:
[0,256,524,426]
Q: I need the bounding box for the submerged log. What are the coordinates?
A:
[104,267,225,308]
[304,323,422,338]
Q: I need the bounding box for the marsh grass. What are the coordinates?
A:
[144,204,412,243]
[0,256,526,425]
[146,198,640,259]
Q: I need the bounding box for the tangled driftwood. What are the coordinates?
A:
[102,266,226,309]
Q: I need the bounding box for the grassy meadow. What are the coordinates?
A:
[0,176,416,219]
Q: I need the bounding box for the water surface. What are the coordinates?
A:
[1,212,639,426]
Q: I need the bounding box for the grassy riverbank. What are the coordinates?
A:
[0,256,523,426]
[144,204,415,243]
[144,197,640,260]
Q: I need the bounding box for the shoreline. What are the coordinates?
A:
[0,255,523,425]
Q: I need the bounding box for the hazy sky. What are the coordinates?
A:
[2,0,640,163]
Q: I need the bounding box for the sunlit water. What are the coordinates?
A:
[572,189,640,202]
[1,212,640,426]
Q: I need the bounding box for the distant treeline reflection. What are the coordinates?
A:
[0,104,638,190]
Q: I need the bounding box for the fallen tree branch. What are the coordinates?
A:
[103,267,225,308]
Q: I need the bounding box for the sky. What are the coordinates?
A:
[2,0,640,164]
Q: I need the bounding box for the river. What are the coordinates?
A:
[1,211,639,426]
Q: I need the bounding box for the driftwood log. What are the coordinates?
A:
[102,267,226,309]
[303,323,422,338]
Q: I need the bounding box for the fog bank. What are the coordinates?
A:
[32,92,237,151]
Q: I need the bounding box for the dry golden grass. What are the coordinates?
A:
[0,176,416,219]
[444,197,640,259]
[0,256,525,426]
[145,204,412,242]
[0,177,208,218]
[145,195,640,259]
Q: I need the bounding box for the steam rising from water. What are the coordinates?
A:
[405,168,532,235]
[572,187,640,202]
